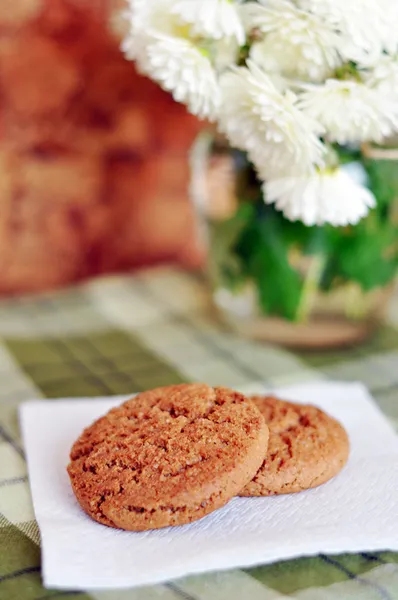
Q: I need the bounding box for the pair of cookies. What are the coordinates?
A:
[67,384,349,531]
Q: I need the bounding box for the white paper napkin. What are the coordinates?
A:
[20,381,398,591]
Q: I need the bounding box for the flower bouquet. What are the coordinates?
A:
[122,0,398,347]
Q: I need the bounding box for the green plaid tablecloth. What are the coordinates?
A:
[1,267,398,600]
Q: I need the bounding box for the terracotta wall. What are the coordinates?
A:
[0,0,203,294]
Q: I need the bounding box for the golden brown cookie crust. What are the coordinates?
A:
[240,396,349,497]
[68,384,268,530]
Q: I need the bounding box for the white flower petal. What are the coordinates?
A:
[365,54,398,98]
[145,35,220,120]
[124,0,177,38]
[212,36,241,72]
[122,0,178,67]
[171,0,245,45]
[243,0,341,81]
[298,79,398,145]
[219,61,325,179]
[122,0,220,120]
[264,167,376,226]
[297,0,397,65]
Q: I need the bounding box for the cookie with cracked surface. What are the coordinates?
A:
[67,383,269,530]
[240,396,349,497]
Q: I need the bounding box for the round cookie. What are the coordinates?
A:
[240,396,349,497]
[68,383,268,531]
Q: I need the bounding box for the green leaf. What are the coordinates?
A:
[334,145,362,165]
[205,159,398,322]
[337,228,397,291]
[237,211,303,320]
[208,202,255,289]
[364,158,398,210]
[301,227,332,256]
[210,202,255,251]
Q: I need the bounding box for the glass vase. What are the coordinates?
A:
[190,133,397,349]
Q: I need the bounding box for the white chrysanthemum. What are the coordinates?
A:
[145,35,220,119]
[243,0,341,81]
[365,55,398,97]
[124,0,180,36]
[264,167,376,226]
[219,61,325,179]
[212,36,241,71]
[298,79,398,145]
[376,0,398,56]
[122,0,220,120]
[383,1,398,55]
[122,0,179,66]
[171,0,245,45]
[297,0,396,65]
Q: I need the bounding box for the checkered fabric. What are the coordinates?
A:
[1,267,398,600]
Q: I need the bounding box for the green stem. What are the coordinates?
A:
[295,256,326,323]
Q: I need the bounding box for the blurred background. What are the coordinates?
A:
[0,0,204,295]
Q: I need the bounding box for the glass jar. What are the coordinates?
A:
[190,133,397,349]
